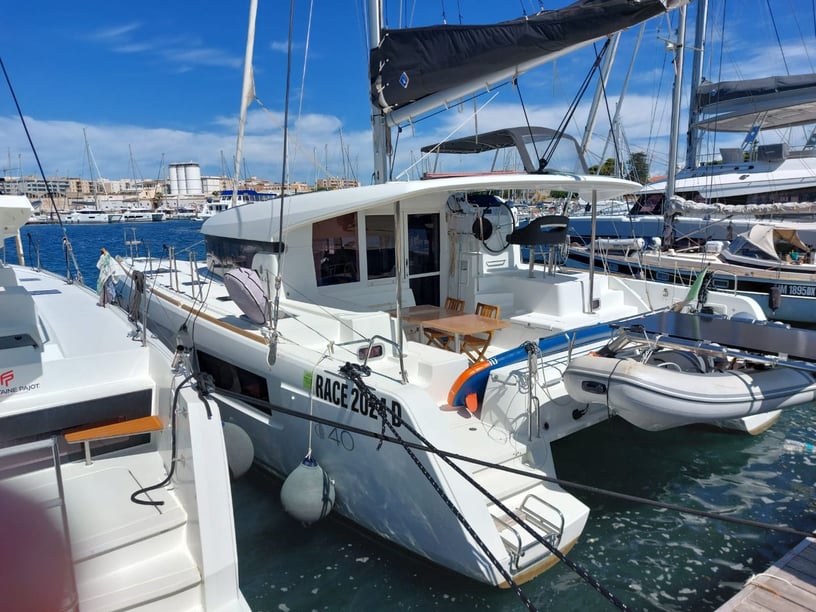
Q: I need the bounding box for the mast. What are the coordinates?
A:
[665,3,687,201]
[684,0,708,170]
[596,23,646,175]
[83,128,98,209]
[369,0,389,184]
[232,0,258,208]
[580,32,621,162]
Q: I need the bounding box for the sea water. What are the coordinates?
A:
[9,220,816,611]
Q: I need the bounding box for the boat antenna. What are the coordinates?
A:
[0,54,82,284]
[266,0,297,367]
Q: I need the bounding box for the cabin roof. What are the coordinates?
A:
[202,173,640,242]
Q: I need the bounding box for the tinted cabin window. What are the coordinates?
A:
[205,236,282,270]
[365,215,396,279]
[197,350,270,414]
[313,213,360,286]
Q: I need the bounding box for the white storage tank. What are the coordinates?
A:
[169,164,180,195]
[168,162,202,195]
[184,163,202,195]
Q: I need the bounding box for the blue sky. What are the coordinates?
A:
[2,0,814,187]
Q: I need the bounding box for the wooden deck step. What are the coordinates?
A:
[65,416,163,465]
[65,415,163,444]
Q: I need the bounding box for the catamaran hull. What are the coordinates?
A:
[117,272,589,587]
[563,355,816,431]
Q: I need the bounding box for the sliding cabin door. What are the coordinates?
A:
[405,213,441,306]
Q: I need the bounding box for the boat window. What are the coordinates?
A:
[205,236,283,271]
[196,350,270,411]
[313,213,360,286]
[365,215,396,280]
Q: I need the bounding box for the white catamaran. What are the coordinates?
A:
[113,0,816,592]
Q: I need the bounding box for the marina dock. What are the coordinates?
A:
[717,537,816,611]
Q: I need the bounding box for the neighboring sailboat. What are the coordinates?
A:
[562,0,816,323]
[114,0,799,593]
[67,129,122,224]
[566,221,816,323]
[639,72,816,211]
[0,195,248,610]
[566,0,816,244]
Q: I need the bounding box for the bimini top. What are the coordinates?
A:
[419,127,587,174]
[694,73,816,132]
[203,173,640,243]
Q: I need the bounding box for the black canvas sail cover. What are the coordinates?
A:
[370,0,682,115]
[693,73,816,132]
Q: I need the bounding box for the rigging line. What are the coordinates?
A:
[788,0,815,73]
[130,372,197,506]
[254,98,333,178]
[514,79,542,165]
[541,38,611,166]
[290,0,315,174]
[707,0,728,179]
[388,126,401,181]
[268,0,298,367]
[393,89,502,180]
[311,365,631,610]
[395,79,512,129]
[184,259,218,354]
[765,0,790,74]
[212,386,816,541]
[264,275,381,353]
[0,56,72,251]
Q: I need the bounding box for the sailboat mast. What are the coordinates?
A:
[580,32,621,162]
[233,0,259,207]
[684,0,708,170]
[596,23,646,172]
[83,127,98,209]
[369,0,389,184]
[665,3,687,201]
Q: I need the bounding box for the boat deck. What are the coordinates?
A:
[2,442,201,611]
[716,537,816,611]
